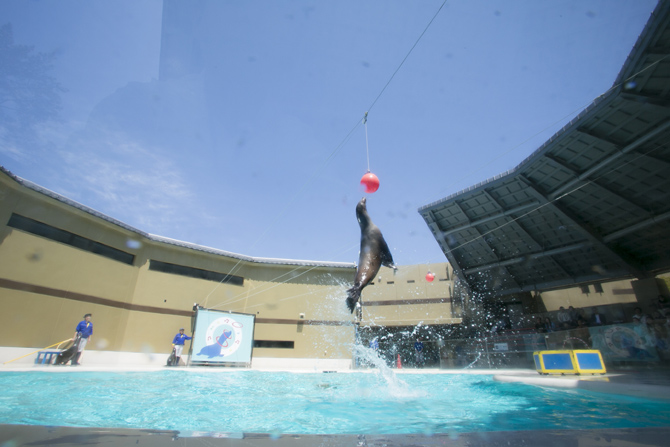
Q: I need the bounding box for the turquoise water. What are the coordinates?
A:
[1,370,669,435]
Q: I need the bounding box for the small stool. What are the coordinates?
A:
[35,350,62,365]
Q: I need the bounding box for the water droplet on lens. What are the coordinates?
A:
[126,239,142,249]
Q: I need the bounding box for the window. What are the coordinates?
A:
[253,340,294,349]
[7,213,135,265]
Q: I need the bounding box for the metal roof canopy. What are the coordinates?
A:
[419,1,670,299]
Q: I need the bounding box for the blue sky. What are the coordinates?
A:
[0,0,658,267]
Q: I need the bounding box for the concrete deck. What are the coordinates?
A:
[493,368,670,401]
[2,425,670,447]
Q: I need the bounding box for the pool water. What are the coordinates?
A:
[1,370,669,435]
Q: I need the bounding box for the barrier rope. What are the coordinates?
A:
[3,338,72,365]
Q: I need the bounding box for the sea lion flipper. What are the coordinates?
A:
[346,287,360,313]
[378,237,395,269]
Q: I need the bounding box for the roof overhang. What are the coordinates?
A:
[419,1,670,298]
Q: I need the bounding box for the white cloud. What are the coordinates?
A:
[55,129,196,235]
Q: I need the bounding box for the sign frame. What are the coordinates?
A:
[188,307,256,367]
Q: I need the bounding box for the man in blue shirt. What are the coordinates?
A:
[172,328,192,366]
[71,313,93,366]
[414,339,424,368]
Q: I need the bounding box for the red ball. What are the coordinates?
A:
[426,272,435,282]
[360,172,380,193]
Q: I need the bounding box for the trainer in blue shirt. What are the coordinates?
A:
[414,339,424,367]
[71,313,93,366]
[171,328,192,366]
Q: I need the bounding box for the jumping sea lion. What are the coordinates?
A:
[346,197,397,313]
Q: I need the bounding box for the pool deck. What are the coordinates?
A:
[2,365,670,446]
[2,425,670,447]
[494,367,670,401]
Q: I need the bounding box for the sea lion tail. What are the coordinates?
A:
[346,287,360,313]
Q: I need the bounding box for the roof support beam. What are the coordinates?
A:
[480,190,573,279]
[479,190,545,254]
[438,201,540,237]
[549,119,670,200]
[424,211,471,297]
[450,200,498,257]
[643,46,670,57]
[495,270,633,297]
[519,176,648,278]
[620,92,670,110]
[463,242,590,275]
[543,153,651,216]
[452,197,523,291]
[632,150,670,167]
[603,209,670,243]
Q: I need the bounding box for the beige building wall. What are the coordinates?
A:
[540,280,638,312]
[361,263,460,327]
[0,169,458,366]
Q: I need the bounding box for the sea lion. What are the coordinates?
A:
[346,197,397,313]
[166,347,177,366]
[54,335,80,365]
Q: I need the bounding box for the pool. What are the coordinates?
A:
[2,369,670,435]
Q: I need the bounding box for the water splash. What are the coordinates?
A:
[462,351,482,369]
[352,343,422,399]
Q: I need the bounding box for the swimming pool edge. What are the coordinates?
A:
[493,372,670,401]
[2,424,670,446]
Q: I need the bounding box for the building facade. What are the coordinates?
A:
[0,168,458,368]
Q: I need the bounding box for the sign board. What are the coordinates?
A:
[189,308,255,366]
[589,323,659,362]
[493,342,509,352]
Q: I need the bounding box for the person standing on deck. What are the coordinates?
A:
[172,328,192,366]
[71,313,93,366]
[414,338,425,368]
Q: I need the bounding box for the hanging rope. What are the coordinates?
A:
[205,0,450,309]
[204,2,666,309]
[364,111,371,173]
[3,339,72,365]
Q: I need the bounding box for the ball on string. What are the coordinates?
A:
[360,171,380,193]
[425,271,435,282]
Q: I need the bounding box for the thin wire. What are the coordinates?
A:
[440,141,669,260]
[364,112,370,172]
[209,1,665,305]
[209,242,360,311]
[205,14,666,311]
[424,54,670,209]
[379,54,670,266]
[201,117,363,307]
[366,0,449,114]
[204,2,450,309]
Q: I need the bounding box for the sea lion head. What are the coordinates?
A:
[356,197,367,212]
[356,197,370,228]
